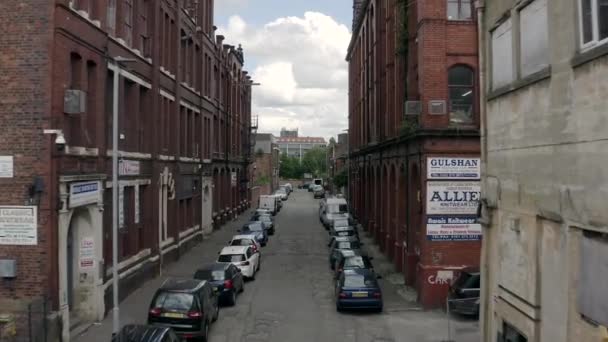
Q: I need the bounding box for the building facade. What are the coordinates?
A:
[277,129,327,160]
[327,133,349,194]
[478,0,608,341]
[347,0,481,309]
[0,0,253,340]
[252,133,280,201]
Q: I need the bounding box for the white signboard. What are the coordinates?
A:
[426,216,481,241]
[119,160,141,176]
[0,206,37,245]
[231,172,237,187]
[427,181,480,215]
[427,157,480,180]
[0,156,14,178]
[79,237,95,270]
[70,181,100,208]
[119,186,125,228]
[134,185,140,224]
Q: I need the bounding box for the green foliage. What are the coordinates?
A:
[333,169,348,189]
[400,120,419,137]
[255,175,271,186]
[301,147,327,177]
[255,148,265,158]
[279,154,304,179]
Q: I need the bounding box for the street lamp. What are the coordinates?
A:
[108,56,136,336]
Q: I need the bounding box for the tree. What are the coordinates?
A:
[279,154,303,179]
[301,147,327,177]
[333,168,348,189]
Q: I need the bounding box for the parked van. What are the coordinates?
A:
[259,195,277,215]
[321,197,351,227]
[313,178,323,187]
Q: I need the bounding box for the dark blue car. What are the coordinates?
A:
[239,222,268,246]
[335,269,383,312]
[193,263,244,306]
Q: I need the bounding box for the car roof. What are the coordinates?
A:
[333,236,359,242]
[343,268,375,277]
[338,249,360,257]
[220,246,249,254]
[232,234,257,240]
[327,198,347,204]
[160,278,206,292]
[196,263,229,272]
[115,325,170,342]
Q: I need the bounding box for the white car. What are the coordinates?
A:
[217,246,260,279]
[229,234,262,254]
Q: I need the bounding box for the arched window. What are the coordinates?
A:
[448,66,474,125]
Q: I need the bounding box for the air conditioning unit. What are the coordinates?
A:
[429,100,447,115]
[405,101,421,116]
[64,89,86,114]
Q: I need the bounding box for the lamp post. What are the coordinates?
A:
[108,56,136,336]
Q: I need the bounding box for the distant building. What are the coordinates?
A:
[276,130,327,161]
[327,133,349,195]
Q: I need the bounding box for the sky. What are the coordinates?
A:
[215,0,353,141]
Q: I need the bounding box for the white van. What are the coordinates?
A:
[321,197,350,227]
[259,195,277,215]
[313,178,323,187]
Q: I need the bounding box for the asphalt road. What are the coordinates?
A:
[75,189,479,342]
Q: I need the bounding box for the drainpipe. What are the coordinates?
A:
[475,1,489,342]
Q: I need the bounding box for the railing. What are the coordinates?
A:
[0,297,48,342]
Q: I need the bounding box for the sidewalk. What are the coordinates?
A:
[73,210,255,342]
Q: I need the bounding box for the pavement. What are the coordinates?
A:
[73,190,480,342]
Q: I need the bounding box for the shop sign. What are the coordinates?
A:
[79,237,95,270]
[426,181,480,215]
[69,181,100,208]
[426,216,481,241]
[0,206,37,245]
[119,160,141,176]
[0,156,14,178]
[427,157,480,180]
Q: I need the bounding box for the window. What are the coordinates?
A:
[447,0,472,20]
[502,322,527,342]
[139,0,150,57]
[579,232,608,327]
[520,0,549,76]
[123,0,133,45]
[107,0,117,35]
[448,66,474,125]
[579,0,608,48]
[491,18,513,89]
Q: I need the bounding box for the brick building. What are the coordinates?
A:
[251,133,280,201]
[327,133,349,194]
[0,0,253,340]
[276,129,327,161]
[347,0,481,308]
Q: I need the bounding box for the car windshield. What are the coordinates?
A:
[339,204,348,212]
[245,223,263,231]
[334,219,349,227]
[259,216,271,222]
[453,273,480,289]
[194,269,225,281]
[337,241,360,249]
[218,254,246,262]
[153,292,194,311]
[343,275,377,288]
[231,238,254,246]
[344,256,369,268]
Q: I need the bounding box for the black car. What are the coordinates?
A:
[448,269,480,316]
[253,215,275,235]
[329,225,358,239]
[334,253,374,279]
[148,279,219,342]
[239,222,269,246]
[329,238,362,269]
[335,269,383,312]
[112,325,179,342]
[193,263,244,306]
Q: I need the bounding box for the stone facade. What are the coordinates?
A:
[479,0,608,341]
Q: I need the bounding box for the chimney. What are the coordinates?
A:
[352,0,365,30]
[216,34,225,46]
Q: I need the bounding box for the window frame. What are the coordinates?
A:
[447,0,474,21]
[447,65,475,125]
[578,0,608,51]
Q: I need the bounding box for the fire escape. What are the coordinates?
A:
[240,115,258,201]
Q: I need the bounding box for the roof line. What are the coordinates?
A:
[346,0,371,61]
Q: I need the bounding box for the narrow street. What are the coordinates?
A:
[74,190,479,342]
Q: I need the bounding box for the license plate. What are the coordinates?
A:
[352,292,368,298]
[338,232,348,236]
[163,312,185,318]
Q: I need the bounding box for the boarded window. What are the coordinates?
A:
[579,232,608,326]
[491,19,513,89]
[520,0,549,77]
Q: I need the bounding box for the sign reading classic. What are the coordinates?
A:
[427,157,481,180]
[0,206,37,245]
[426,181,480,215]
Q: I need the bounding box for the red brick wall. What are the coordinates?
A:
[0,0,55,304]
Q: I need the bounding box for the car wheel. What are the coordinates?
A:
[239,282,245,293]
[257,260,261,271]
[213,303,220,321]
[336,304,342,312]
[250,269,256,280]
[227,291,236,306]
[201,322,209,342]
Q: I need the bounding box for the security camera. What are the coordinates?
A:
[55,133,66,151]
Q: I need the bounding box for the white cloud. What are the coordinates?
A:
[218,12,351,140]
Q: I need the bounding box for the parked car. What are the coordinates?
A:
[329,237,363,268]
[276,188,288,200]
[239,222,268,246]
[329,225,358,240]
[112,325,179,342]
[320,197,350,227]
[217,245,260,279]
[335,269,383,312]
[284,183,293,193]
[447,268,481,316]
[313,185,325,199]
[334,253,374,280]
[193,263,244,306]
[229,234,261,254]
[274,195,283,211]
[147,279,219,342]
[253,214,275,235]
[306,182,314,192]
[259,195,278,215]
[253,208,272,217]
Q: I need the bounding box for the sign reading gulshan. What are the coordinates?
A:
[427,157,480,180]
